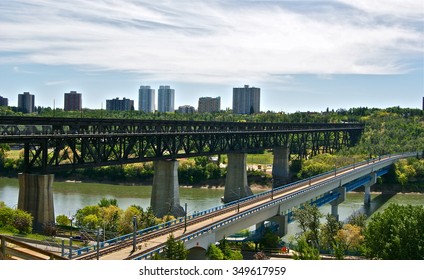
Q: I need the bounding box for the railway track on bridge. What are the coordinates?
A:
[74,159,379,260]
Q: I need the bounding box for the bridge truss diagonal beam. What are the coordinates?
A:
[0,116,364,172]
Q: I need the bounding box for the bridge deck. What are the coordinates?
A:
[89,155,405,260]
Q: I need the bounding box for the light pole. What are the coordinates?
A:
[237,187,241,213]
[96,227,100,260]
[69,215,74,238]
[184,203,187,233]
[132,215,137,252]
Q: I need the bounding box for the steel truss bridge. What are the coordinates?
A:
[0,116,364,172]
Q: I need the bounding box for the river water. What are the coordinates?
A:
[1,177,423,237]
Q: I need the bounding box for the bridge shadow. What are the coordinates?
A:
[350,192,397,221]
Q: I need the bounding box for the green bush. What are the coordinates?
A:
[0,203,33,234]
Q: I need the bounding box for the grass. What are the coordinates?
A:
[0,228,84,247]
[221,150,273,165]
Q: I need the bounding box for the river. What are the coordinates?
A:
[1,177,423,237]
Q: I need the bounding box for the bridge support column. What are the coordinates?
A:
[364,172,377,205]
[269,215,289,237]
[272,146,290,187]
[330,185,346,221]
[151,160,185,218]
[18,173,55,231]
[223,153,253,203]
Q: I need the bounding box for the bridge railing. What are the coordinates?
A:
[73,152,419,258]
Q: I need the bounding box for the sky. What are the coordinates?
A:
[0,0,423,113]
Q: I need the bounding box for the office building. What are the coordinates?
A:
[106,97,134,111]
[198,97,221,113]
[64,91,82,111]
[0,96,8,106]
[18,92,35,114]
[138,86,155,112]
[178,105,195,114]
[158,86,175,113]
[232,85,260,114]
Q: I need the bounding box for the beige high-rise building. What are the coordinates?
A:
[198,96,221,113]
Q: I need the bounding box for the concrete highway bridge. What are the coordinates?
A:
[0,152,419,260]
[0,116,364,230]
[69,152,417,260]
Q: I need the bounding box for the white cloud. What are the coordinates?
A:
[336,0,424,20]
[0,0,422,86]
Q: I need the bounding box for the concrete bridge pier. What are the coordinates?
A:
[269,214,289,237]
[223,153,253,203]
[364,172,377,205]
[330,185,346,221]
[18,173,55,232]
[151,160,185,218]
[272,146,290,187]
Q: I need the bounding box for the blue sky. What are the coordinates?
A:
[0,0,423,113]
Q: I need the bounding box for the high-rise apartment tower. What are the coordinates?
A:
[106,97,134,111]
[18,92,35,114]
[0,96,8,107]
[158,86,175,113]
[198,97,221,113]
[64,91,82,111]
[138,86,155,112]
[232,85,260,114]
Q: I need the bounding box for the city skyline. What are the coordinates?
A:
[0,1,423,113]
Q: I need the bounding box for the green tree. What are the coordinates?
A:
[218,239,243,260]
[259,228,280,249]
[82,214,100,229]
[0,204,15,230]
[0,144,10,167]
[118,206,141,234]
[206,244,224,260]
[163,233,188,260]
[293,204,323,248]
[98,197,118,208]
[100,205,122,233]
[346,212,367,230]
[320,214,343,251]
[335,224,364,258]
[75,205,101,228]
[56,214,71,226]
[293,235,321,260]
[364,204,424,259]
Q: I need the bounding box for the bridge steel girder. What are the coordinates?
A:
[0,117,364,172]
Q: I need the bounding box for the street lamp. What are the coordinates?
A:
[68,215,74,238]
[184,203,187,233]
[132,215,137,252]
[237,187,241,213]
[96,227,100,260]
